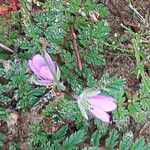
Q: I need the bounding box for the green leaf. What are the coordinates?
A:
[82,65,95,87]
[9,145,17,150]
[90,130,102,146]
[131,137,145,150]
[94,119,108,135]
[66,0,81,14]
[119,133,133,150]
[63,130,86,149]
[105,129,118,149]
[133,111,147,124]
[17,38,34,50]
[84,51,104,66]
[128,102,141,115]
[113,107,128,121]
[52,125,68,141]
[95,20,109,41]
[44,26,65,45]
[0,133,5,147]
[97,76,125,98]
[141,97,150,111]
[51,140,61,150]
[0,108,10,120]
[98,4,109,17]
[0,52,9,60]
[143,144,150,150]
[140,77,150,111]
[113,91,128,121]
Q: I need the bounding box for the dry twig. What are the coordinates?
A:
[70,26,82,71]
[0,43,13,53]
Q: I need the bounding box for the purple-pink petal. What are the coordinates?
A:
[90,106,110,123]
[45,52,56,73]
[39,66,54,80]
[88,95,117,112]
[28,52,57,82]
[28,60,40,77]
[32,54,47,71]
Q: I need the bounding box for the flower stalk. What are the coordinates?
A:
[20,0,62,88]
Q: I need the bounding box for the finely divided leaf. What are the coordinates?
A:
[63,130,86,149]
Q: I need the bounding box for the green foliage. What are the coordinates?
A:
[0,133,5,147]
[84,51,104,66]
[97,75,125,97]
[29,123,86,149]
[52,125,68,141]
[119,132,133,150]
[17,0,109,96]
[66,0,81,14]
[140,77,150,111]
[131,137,145,150]
[0,52,9,60]
[90,130,102,146]
[9,145,18,150]
[119,133,150,150]
[0,13,20,47]
[29,123,149,150]
[0,0,150,149]
[124,76,150,123]
[0,59,44,110]
[30,123,50,149]
[0,107,10,120]
[42,96,82,122]
[63,130,86,149]
[94,119,108,135]
[113,91,128,121]
[98,4,109,17]
[105,129,118,149]
[28,120,150,150]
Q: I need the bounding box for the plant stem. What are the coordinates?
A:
[104,42,134,55]
[0,43,13,53]
[129,3,145,23]
[70,25,82,71]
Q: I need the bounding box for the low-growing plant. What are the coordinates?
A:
[0,0,150,149]
[28,122,150,150]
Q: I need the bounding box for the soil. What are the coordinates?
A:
[101,0,150,36]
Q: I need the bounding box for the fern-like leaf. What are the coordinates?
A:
[63,130,86,149]
[105,129,118,149]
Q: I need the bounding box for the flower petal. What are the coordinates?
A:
[45,52,56,73]
[88,95,117,112]
[32,54,46,70]
[28,60,40,76]
[90,106,110,123]
[39,66,54,80]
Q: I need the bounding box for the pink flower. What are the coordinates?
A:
[28,52,58,84]
[87,95,117,123]
[78,90,117,123]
